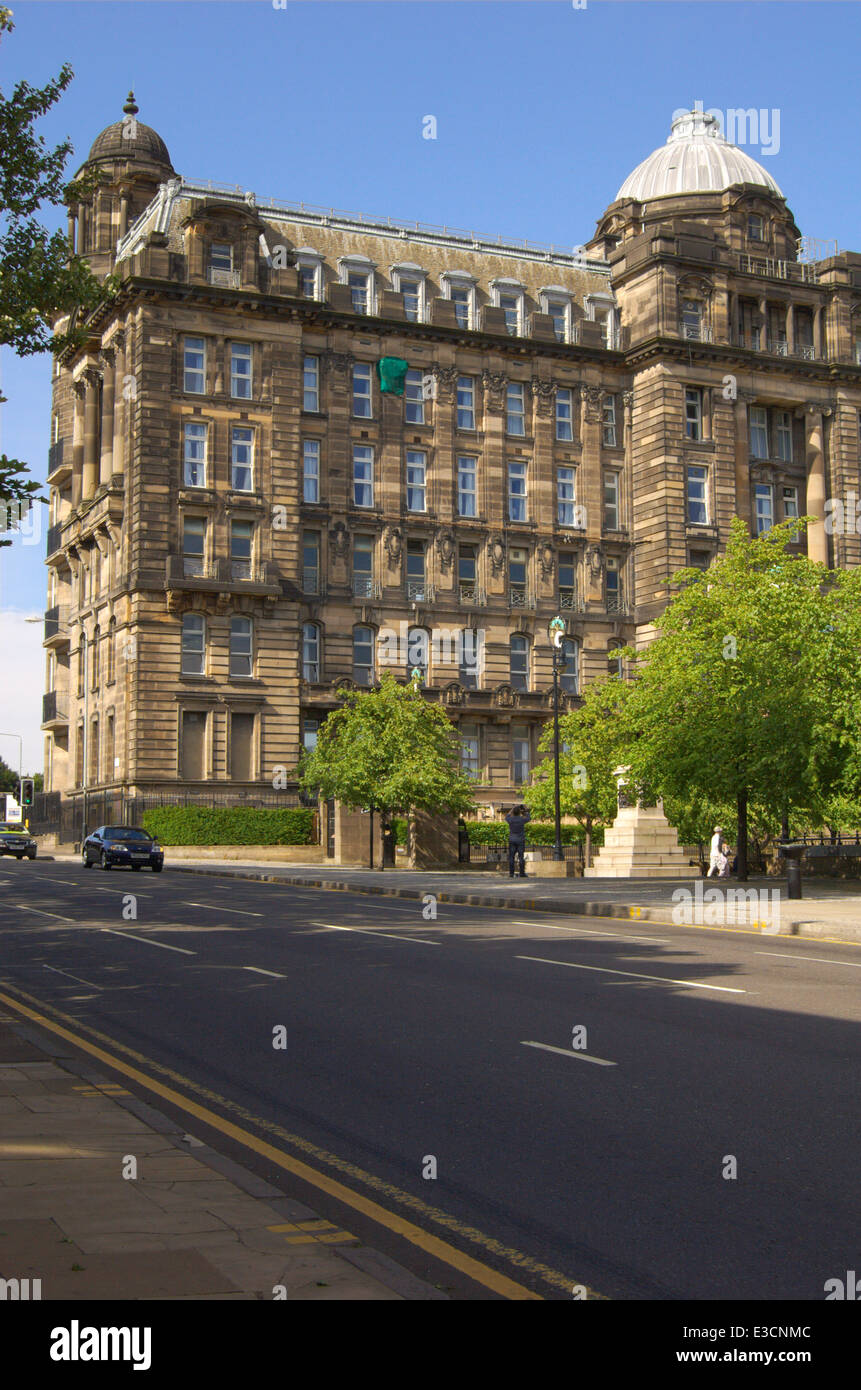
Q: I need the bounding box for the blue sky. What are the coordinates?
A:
[1,0,859,771]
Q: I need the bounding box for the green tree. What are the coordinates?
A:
[299,672,476,867]
[624,518,861,878]
[0,8,113,539]
[523,676,630,866]
[0,754,17,795]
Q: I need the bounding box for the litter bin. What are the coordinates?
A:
[382,824,396,867]
[778,842,805,899]
[458,820,470,863]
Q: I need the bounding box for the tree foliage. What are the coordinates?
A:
[523,676,630,831]
[623,518,861,876]
[0,7,113,530]
[299,673,476,838]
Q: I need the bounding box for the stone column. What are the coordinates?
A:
[805,405,828,564]
[734,393,754,532]
[758,296,768,350]
[119,194,129,238]
[814,306,824,359]
[71,380,86,508]
[785,303,795,356]
[112,332,126,478]
[99,350,115,485]
[580,385,605,605]
[81,369,101,501]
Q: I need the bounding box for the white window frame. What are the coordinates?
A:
[406,543,426,601]
[556,388,574,442]
[560,638,579,695]
[685,387,703,441]
[404,369,425,425]
[604,470,620,530]
[776,411,793,462]
[183,422,207,488]
[352,362,373,419]
[510,638,529,691]
[460,723,480,776]
[303,439,320,503]
[339,255,377,316]
[749,406,769,459]
[540,287,573,343]
[512,723,531,785]
[603,395,618,448]
[352,535,374,597]
[391,263,428,323]
[353,625,375,687]
[508,460,528,522]
[303,531,320,594]
[457,456,477,518]
[353,445,374,508]
[585,291,619,349]
[457,376,476,431]
[182,516,205,578]
[210,242,233,273]
[229,519,253,580]
[506,383,527,437]
[181,613,206,676]
[782,484,799,520]
[229,342,253,400]
[755,483,774,534]
[229,616,253,678]
[295,248,324,300]
[557,466,576,526]
[184,337,205,394]
[606,556,622,611]
[231,425,254,491]
[303,355,320,412]
[302,622,320,683]
[406,450,427,513]
[441,270,477,330]
[492,279,526,337]
[687,465,709,525]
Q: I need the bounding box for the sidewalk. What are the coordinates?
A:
[0,1018,443,1301]
[152,858,861,943]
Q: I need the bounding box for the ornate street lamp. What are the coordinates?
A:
[549,615,566,863]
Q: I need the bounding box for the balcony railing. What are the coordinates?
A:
[406,580,435,602]
[508,587,536,609]
[737,253,820,284]
[47,439,68,482]
[559,588,584,612]
[679,321,712,343]
[303,567,320,594]
[209,267,240,288]
[458,584,486,605]
[766,338,789,357]
[44,605,69,645]
[230,559,252,582]
[42,691,67,726]
[606,592,628,615]
[46,522,64,556]
[353,576,382,599]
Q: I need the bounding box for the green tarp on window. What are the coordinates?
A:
[376,357,410,396]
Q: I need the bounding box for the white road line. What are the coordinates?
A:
[182,902,262,917]
[243,966,285,978]
[101,928,196,956]
[757,950,861,969]
[19,875,154,898]
[512,920,671,943]
[521,1040,617,1067]
[12,903,75,923]
[43,964,101,989]
[311,921,440,946]
[516,954,746,994]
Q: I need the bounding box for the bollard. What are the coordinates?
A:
[779,842,804,900]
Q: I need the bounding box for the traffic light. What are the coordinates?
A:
[19,778,34,807]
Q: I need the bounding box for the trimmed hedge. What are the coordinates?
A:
[389,817,603,848]
[141,806,315,847]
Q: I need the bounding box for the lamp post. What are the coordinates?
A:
[549,616,566,863]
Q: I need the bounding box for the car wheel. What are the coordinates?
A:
[15,854,24,860]
[100,851,111,871]
[27,852,36,860]
[83,852,92,868]
[152,864,163,873]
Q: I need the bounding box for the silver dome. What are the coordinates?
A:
[616,109,783,202]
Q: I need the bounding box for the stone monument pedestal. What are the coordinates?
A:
[585,797,698,880]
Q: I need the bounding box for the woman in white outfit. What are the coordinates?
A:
[707,826,723,878]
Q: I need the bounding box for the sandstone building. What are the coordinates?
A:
[41,100,861,813]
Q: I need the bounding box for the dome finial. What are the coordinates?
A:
[123,91,139,117]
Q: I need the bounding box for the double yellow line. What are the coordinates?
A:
[0,984,603,1301]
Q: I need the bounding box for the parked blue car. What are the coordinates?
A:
[82,825,164,872]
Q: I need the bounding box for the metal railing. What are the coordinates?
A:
[508,587,536,609]
[42,691,67,724]
[737,253,820,284]
[406,580,435,602]
[458,584,486,605]
[209,267,240,288]
[47,439,64,474]
[679,322,713,343]
[303,566,320,594]
[353,576,382,599]
[46,522,64,556]
[44,605,69,643]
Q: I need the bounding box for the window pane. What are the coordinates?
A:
[456,377,475,429]
[406,450,426,512]
[352,364,372,418]
[508,461,527,522]
[303,356,320,411]
[457,456,477,517]
[230,344,252,399]
[184,337,205,393]
[231,426,254,490]
[556,388,573,441]
[405,369,424,424]
[183,423,207,487]
[687,466,708,525]
[353,446,374,507]
[229,617,253,676]
[303,439,320,502]
[507,383,525,435]
[557,467,576,525]
[302,623,320,682]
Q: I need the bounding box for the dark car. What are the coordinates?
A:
[0,822,37,860]
[82,825,164,872]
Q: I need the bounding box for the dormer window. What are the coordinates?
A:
[209,243,238,288]
[391,264,428,322]
[441,270,477,329]
[295,248,324,300]
[492,279,526,336]
[540,287,573,343]
[339,255,377,316]
[585,292,618,350]
[748,214,765,242]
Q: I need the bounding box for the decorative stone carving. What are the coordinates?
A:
[433,364,459,401]
[586,544,603,576]
[332,676,356,695]
[383,525,403,567]
[435,528,455,569]
[487,534,505,576]
[622,389,634,409]
[322,350,353,377]
[494,683,518,709]
[539,541,555,578]
[442,681,464,706]
[481,370,507,412]
[583,386,605,422]
[531,378,555,418]
[328,520,350,558]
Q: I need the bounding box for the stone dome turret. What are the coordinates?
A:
[86,92,173,170]
[616,108,783,203]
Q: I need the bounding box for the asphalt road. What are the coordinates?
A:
[1,857,860,1300]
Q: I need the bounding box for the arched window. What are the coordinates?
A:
[510,635,529,691]
[406,627,429,683]
[353,626,374,687]
[302,623,320,683]
[560,638,579,695]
